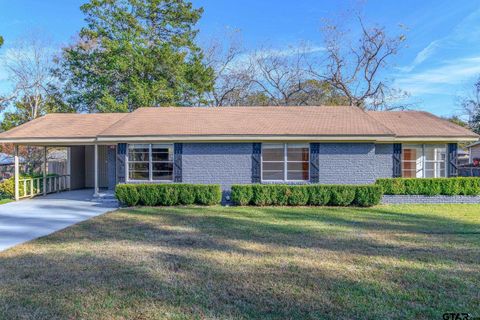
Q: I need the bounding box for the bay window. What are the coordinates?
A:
[128,144,173,181]
[402,144,446,178]
[262,143,309,181]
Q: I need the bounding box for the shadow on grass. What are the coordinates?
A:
[118,206,480,263]
[0,206,479,319]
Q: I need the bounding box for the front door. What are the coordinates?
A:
[107,145,117,190]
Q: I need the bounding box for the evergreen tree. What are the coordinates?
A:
[55,0,214,112]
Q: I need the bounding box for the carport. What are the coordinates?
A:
[0,113,127,200]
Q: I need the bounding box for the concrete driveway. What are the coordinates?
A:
[0,189,118,252]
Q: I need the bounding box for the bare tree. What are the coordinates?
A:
[460,77,480,134]
[310,16,407,110]
[0,35,57,118]
[249,45,349,106]
[204,31,255,106]
[249,45,309,106]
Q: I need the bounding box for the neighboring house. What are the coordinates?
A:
[467,141,480,164]
[0,106,477,200]
[0,153,25,180]
[457,148,470,166]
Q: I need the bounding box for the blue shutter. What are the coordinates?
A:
[252,143,261,183]
[117,143,127,155]
[310,143,320,183]
[174,143,183,182]
[393,143,402,178]
[116,143,127,183]
[447,143,458,177]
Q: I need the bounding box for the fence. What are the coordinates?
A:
[17,175,70,199]
[458,167,480,177]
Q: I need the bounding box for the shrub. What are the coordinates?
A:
[251,184,272,206]
[440,178,461,196]
[178,184,196,205]
[195,185,222,205]
[137,184,159,206]
[157,185,179,206]
[328,186,356,206]
[0,178,14,199]
[287,185,309,206]
[376,178,480,196]
[115,184,221,206]
[457,177,480,195]
[115,184,140,206]
[354,185,383,207]
[270,185,290,206]
[376,178,405,195]
[230,185,253,205]
[307,185,331,206]
[230,184,381,207]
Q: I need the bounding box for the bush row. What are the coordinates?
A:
[376,177,480,196]
[230,184,383,207]
[115,183,222,206]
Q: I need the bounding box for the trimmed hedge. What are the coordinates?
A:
[115,183,222,206]
[376,178,480,196]
[230,184,383,207]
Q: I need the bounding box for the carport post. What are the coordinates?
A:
[14,145,19,201]
[94,144,99,197]
[43,146,47,196]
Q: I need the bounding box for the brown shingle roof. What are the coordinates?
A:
[0,113,127,140]
[367,111,478,138]
[0,106,477,143]
[98,106,395,137]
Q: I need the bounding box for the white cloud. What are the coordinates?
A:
[398,40,441,72]
[398,7,480,73]
[394,56,480,95]
[255,45,325,58]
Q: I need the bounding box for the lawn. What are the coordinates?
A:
[0,199,12,205]
[0,205,479,319]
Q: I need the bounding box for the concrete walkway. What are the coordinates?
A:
[0,189,118,252]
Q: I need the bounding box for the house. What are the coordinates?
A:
[457,148,470,166]
[0,106,477,200]
[0,153,25,181]
[467,141,480,164]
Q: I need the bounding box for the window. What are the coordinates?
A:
[128,144,150,180]
[402,144,446,178]
[128,144,174,181]
[262,143,309,181]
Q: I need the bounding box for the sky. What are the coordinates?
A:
[1,0,480,117]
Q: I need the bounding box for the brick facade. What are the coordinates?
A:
[317,143,393,184]
[120,142,396,190]
[181,143,253,190]
[382,195,480,204]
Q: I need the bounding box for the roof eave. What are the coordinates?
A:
[1,134,477,145]
[0,137,98,145]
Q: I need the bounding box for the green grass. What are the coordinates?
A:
[0,199,12,205]
[0,204,479,319]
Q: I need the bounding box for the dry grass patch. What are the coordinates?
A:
[0,205,479,319]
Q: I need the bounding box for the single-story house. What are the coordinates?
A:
[0,106,477,200]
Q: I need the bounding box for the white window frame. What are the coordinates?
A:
[401,144,446,178]
[261,143,310,182]
[126,143,174,182]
